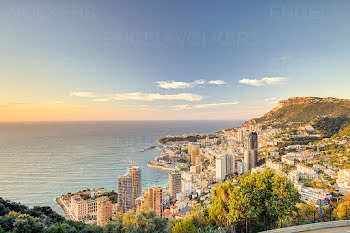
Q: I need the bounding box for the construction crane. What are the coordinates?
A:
[118,160,138,169]
[117,160,139,185]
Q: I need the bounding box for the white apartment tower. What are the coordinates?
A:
[216,155,226,181]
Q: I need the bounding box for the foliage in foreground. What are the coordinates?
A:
[4,169,350,232]
[208,169,299,232]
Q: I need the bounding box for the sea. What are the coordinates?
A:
[0,120,241,214]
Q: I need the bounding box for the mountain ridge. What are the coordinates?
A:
[243,96,350,127]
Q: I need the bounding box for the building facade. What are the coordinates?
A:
[147,185,164,216]
[127,167,142,208]
[117,173,133,213]
[216,155,226,181]
[71,195,97,221]
[97,196,112,226]
[169,171,181,199]
[245,132,258,170]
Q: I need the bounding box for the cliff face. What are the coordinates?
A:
[243,97,350,126]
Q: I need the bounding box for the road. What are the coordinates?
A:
[305,226,350,232]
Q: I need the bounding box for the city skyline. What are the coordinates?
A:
[1,0,350,121]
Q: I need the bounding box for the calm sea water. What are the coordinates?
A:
[0,120,241,214]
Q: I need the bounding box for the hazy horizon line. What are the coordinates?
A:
[0,119,247,123]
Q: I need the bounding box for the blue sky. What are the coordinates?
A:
[0,0,349,121]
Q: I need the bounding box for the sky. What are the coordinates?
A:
[0,0,349,121]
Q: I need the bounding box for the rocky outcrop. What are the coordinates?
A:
[242,97,350,127]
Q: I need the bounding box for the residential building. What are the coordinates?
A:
[237,161,247,174]
[337,169,350,191]
[147,185,164,216]
[216,155,226,181]
[127,167,142,208]
[117,173,133,213]
[190,164,202,174]
[70,195,97,221]
[238,128,245,144]
[188,142,202,166]
[294,183,332,205]
[97,196,112,227]
[169,171,181,198]
[244,132,258,170]
[216,153,236,181]
[226,153,236,175]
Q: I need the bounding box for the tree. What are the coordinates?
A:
[12,214,45,233]
[172,219,197,233]
[208,180,234,229]
[293,203,317,225]
[104,221,123,233]
[0,212,18,232]
[209,169,299,232]
[122,208,168,233]
[0,204,9,216]
[50,222,78,233]
[335,194,350,219]
[80,225,104,233]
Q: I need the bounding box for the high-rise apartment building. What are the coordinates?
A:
[97,196,112,226]
[127,167,142,208]
[237,161,247,174]
[216,153,236,181]
[215,155,226,181]
[188,142,202,166]
[147,185,164,216]
[245,132,258,170]
[169,171,181,199]
[117,173,133,213]
[238,127,246,144]
[248,132,258,150]
[244,150,252,171]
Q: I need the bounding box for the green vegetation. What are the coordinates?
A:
[249,97,350,127]
[208,169,299,232]
[96,191,118,204]
[337,123,350,137]
[312,116,350,138]
[0,197,105,233]
[279,136,320,147]
[4,169,350,232]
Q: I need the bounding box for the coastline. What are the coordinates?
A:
[147,163,176,172]
[55,197,76,221]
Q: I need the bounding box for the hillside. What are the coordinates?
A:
[243,97,350,127]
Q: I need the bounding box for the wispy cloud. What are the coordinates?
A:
[172,101,239,110]
[208,80,227,85]
[194,101,239,109]
[92,98,110,102]
[70,92,98,97]
[239,77,287,87]
[108,92,202,101]
[172,105,192,110]
[264,97,278,102]
[155,80,205,89]
[156,79,226,89]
